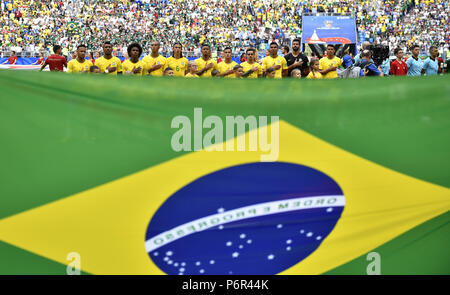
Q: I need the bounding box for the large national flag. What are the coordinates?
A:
[0,70,449,274]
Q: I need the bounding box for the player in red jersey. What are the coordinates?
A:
[40,45,67,72]
[32,52,45,65]
[1,51,18,64]
[389,47,408,76]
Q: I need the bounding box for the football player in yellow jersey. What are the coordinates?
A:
[195,44,218,77]
[216,47,238,78]
[319,44,342,79]
[241,48,263,78]
[166,43,188,77]
[262,42,288,78]
[122,43,147,75]
[94,41,122,75]
[143,41,167,76]
[67,45,93,73]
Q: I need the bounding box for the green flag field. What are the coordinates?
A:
[0,70,449,275]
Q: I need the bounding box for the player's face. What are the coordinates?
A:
[202,46,210,58]
[103,44,113,55]
[396,50,404,59]
[77,47,86,59]
[246,51,255,62]
[270,44,278,55]
[130,47,140,59]
[430,48,438,57]
[151,42,160,53]
[327,46,335,56]
[173,44,182,55]
[224,49,232,60]
[292,41,300,52]
[412,47,420,57]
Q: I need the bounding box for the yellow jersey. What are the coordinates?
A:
[94,56,123,75]
[240,61,262,78]
[122,60,147,76]
[142,55,167,76]
[67,59,93,73]
[217,61,238,78]
[306,71,323,79]
[166,56,189,77]
[185,73,199,78]
[319,56,342,79]
[262,55,288,78]
[195,58,218,77]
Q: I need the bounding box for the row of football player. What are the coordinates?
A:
[38,40,335,79]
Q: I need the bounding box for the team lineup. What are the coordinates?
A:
[37,38,444,79]
[39,39,345,79]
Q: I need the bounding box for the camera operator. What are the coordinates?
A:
[354,41,372,64]
[356,50,383,77]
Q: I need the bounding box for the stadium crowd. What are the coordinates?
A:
[0,0,448,59]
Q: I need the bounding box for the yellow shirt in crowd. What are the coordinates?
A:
[319,56,342,79]
[240,61,263,78]
[122,60,147,76]
[95,56,123,75]
[217,61,238,78]
[68,59,93,73]
[142,55,167,76]
[262,55,288,79]
[166,56,189,77]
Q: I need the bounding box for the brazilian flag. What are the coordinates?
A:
[67,21,78,32]
[0,70,449,275]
